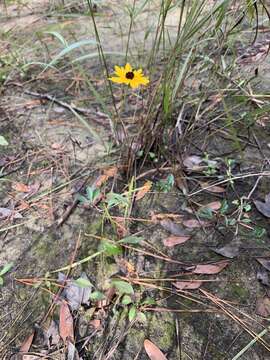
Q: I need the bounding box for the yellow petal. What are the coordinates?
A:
[125,63,132,72]
[109,76,128,84]
[129,79,140,88]
[114,65,125,77]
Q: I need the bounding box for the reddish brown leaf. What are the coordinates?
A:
[199,182,226,193]
[19,332,34,353]
[255,297,270,317]
[136,181,152,201]
[12,182,30,193]
[163,235,190,247]
[200,201,222,211]
[188,261,229,274]
[59,302,74,343]
[144,339,168,360]
[173,281,202,290]
[95,166,118,187]
[182,219,211,228]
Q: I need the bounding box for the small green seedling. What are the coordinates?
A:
[0,263,13,286]
[76,185,101,205]
[156,174,174,193]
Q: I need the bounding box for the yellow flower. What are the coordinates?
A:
[109,63,149,89]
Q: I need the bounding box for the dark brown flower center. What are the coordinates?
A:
[126,71,134,80]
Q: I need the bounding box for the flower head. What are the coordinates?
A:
[109,63,149,89]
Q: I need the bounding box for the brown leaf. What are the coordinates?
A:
[59,302,74,343]
[256,258,270,271]
[255,297,270,317]
[200,201,222,211]
[199,182,226,193]
[144,339,168,360]
[12,182,30,192]
[95,166,118,187]
[254,198,270,218]
[173,281,202,290]
[160,219,187,236]
[182,219,211,228]
[187,261,229,274]
[136,181,152,201]
[20,332,35,353]
[163,235,190,247]
[211,241,240,259]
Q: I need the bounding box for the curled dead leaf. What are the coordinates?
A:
[95,166,118,187]
[173,280,202,290]
[144,339,168,360]
[163,235,190,247]
[136,180,152,201]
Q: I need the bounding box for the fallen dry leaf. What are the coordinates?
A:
[255,297,270,317]
[163,235,190,247]
[144,339,168,360]
[256,258,270,272]
[59,272,92,311]
[136,180,152,201]
[211,241,240,259]
[95,166,118,187]
[183,155,203,170]
[199,182,226,193]
[187,261,229,274]
[160,219,188,236]
[59,302,74,342]
[200,201,222,211]
[182,219,211,228]
[12,182,30,193]
[19,332,35,353]
[254,195,270,218]
[173,281,202,290]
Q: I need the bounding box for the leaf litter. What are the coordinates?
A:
[144,339,168,360]
[254,193,270,218]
